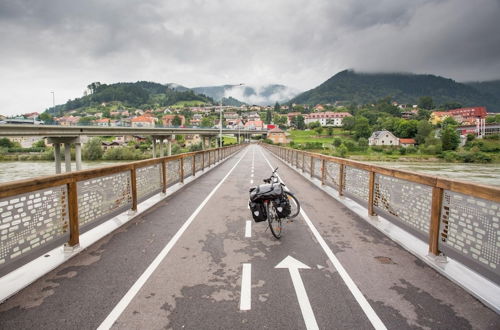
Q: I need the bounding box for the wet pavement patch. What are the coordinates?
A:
[374,256,396,264]
[390,279,471,329]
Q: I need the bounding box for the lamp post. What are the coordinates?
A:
[219,101,223,148]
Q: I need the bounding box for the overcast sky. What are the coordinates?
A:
[1,0,499,116]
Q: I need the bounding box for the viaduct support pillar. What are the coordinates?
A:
[75,141,82,170]
[159,138,164,157]
[54,143,62,174]
[152,138,157,158]
[48,136,81,174]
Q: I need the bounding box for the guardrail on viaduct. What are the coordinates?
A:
[264,144,500,285]
[0,144,243,277]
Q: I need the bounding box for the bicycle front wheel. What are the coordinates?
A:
[285,191,300,219]
[267,201,282,239]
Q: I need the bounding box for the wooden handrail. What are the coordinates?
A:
[266,144,500,203]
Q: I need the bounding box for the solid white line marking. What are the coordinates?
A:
[97,148,250,330]
[245,220,252,238]
[276,256,318,330]
[240,263,251,310]
[259,147,387,330]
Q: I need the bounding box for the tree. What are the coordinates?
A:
[333,137,342,147]
[172,115,182,126]
[441,126,460,151]
[353,116,371,139]
[342,116,356,133]
[441,116,459,128]
[442,102,462,110]
[418,96,434,110]
[265,110,272,124]
[33,139,46,148]
[274,102,280,113]
[0,138,14,148]
[292,115,305,129]
[39,112,53,123]
[415,120,433,145]
[314,126,323,135]
[82,137,103,160]
[201,116,214,128]
[326,127,334,136]
[308,121,320,129]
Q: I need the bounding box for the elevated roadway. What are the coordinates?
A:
[0,124,265,137]
[0,145,498,329]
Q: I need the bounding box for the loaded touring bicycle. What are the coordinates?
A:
[249,167,300,238]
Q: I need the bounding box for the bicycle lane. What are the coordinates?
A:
[107,143,374,329]
[258,146,500,330]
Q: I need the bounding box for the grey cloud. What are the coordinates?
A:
[0,0,499,116]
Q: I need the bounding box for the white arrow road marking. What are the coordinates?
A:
[240,263,251,310]
[275,256,319,330]
[245,220,252,238]
[260,148,387,330]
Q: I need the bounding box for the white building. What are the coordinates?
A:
[304,112,351,127]
[368,130,400,146]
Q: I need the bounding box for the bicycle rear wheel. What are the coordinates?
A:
[285,191,300,219]
[267,201,282,239]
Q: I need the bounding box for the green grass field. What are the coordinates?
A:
[287,130,334,144]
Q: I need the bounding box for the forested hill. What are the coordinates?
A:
[466,80,500,100]
[46,81,214,115]
[289,70,500,112]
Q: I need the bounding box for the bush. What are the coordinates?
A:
[83,137,103,160]
[304,142,323,149]
[405,146,417,154]
[103,146,145,160]
[333,137,342,147]
[398,147,407,155]
[370,146,384,152]
[336,143,348,158]
[441,151,459,162]
[189,143,203,152]
[344,140,356,151]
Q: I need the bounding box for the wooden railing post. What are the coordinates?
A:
[310,156,314,178]
[192,154,196,176]
[180,157,184,183]
[302,152,305,172]
[339,164,345,196]
[202,151,205,171]
[321,159,326,185]
[131,166,138,211]
[368,171,376,216]
[67,181,80,246]
[429,187,443,255]
[161,159,167,193]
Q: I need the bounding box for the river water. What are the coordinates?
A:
[0,161,128,183]
[0,160,499,187]
[368,162,500,187]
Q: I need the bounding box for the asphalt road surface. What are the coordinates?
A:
[0,144,498,330]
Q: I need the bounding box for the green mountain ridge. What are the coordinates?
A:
[289,70,500,112]
[46,81,214,115]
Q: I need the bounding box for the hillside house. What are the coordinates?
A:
[244,120,264,130]
[369,130,400,146]
[131,115,156,128]
[95,118,110,127]
[162,115,185,127]
[399,138,416,147]
[56,116,80,126]
[304,112,352,127]
[267,127,287,144]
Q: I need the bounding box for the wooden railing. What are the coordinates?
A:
[264,144,500,284]
[0,144,244,276]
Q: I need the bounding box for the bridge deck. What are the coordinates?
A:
[0,145,498,329]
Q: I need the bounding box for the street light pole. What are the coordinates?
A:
[219,101,223,148]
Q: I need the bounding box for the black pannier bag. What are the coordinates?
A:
[249,201,267,222]
[249,184,283,202]
[275,195,291,218]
